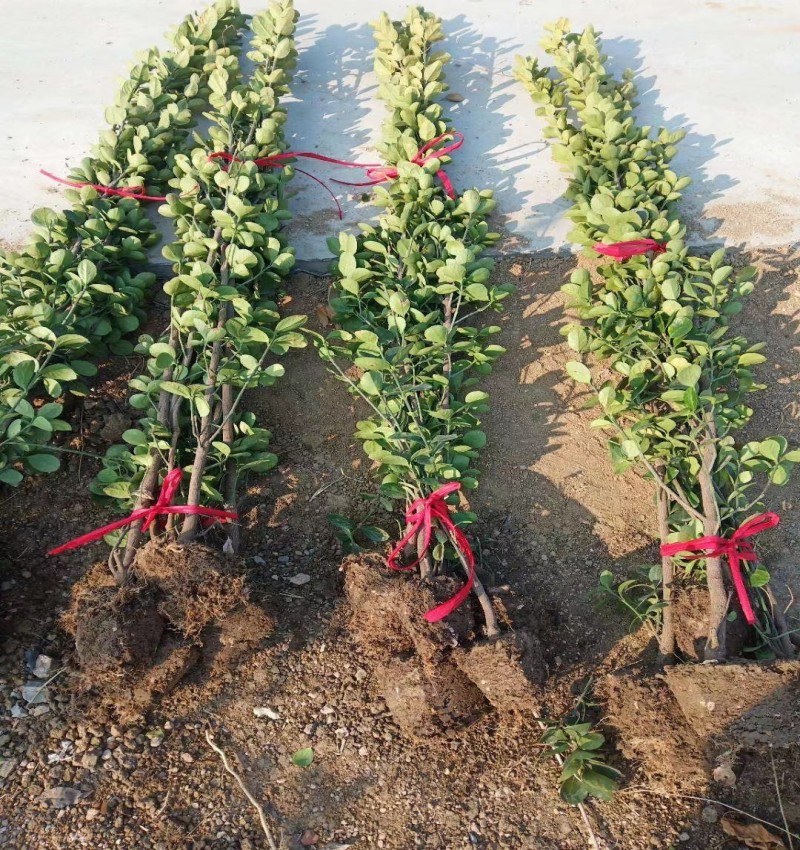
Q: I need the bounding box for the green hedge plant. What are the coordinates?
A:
[0,0,245,485]
[515,21,798,660]
[83,0,305,583]
[317,7,512,634]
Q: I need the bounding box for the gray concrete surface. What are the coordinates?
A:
[2,0,799,263]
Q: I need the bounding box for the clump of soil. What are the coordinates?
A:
[62,542,274,714]
[343,554,544,738]
[665,660,800,749]
[71,582,165,675]
[454,630,544,712]
[376,656,490,738]
[672,585,748,660]
[134,540,247,638]
[599,668,709,792]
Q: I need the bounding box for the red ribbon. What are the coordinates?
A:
[660,512,780,626]
[331,131,464,200]
[48,468,238,556]
[40,170,168,201]
[209,131,464,219]
[387,482,474,623]
[594,238,666,260]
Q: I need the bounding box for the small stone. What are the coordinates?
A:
[32,655,55,679]
[180,752,194,764]
[320,705,335,716]
[86,808,101,821]
[253,555,266,567]
[82,753,99,769]
[701,805,719,824]
[10,704,27,719]
[100,413,131,443]
[300,828,320,846]
[355,668,367,683]
[712,764,736,787]
[288,573,311,586]
[358,746,368,757]
[21,682,48,705]
[678,832,690,842]
[253,707,280,720]
[41,786,83,808]
[445,92,464,102]
[31,705,50,717]
[0,759,18,779]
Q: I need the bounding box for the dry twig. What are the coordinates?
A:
[205,729,280,850]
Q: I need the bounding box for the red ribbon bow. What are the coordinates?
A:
[48,468,238,556]
[387,482,474,623]
[593,239,666,260]
[332,131,464,200]
[659,512,780,625]
[208,131,464,219]
[40,170,168,201]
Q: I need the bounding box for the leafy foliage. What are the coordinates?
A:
[0,0,246,485]
[91,0,305,571]
[515,22,798,656]
[541,683,620,805]
[317,7,511,575]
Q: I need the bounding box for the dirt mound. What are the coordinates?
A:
[454,631,544,712]
[62,542,274,716]
[599,668,709,792]
[343,554,544,738]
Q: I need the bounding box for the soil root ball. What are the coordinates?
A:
[454,630,545,713]
[375,656,490,739]
[343,553,475,660]
[62,542,273,714]
[134,540,247,638]
[599,669,708,792]
[665,660,800,749]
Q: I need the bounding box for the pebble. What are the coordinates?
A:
[0,758,18,779]
[32,655,55,679]
[288,573,311,586]
[300,828,320,846]
[86,808,101,821]
[253,707,280,720]
[320,705,335,716]
[31,705,50,717]
[355,668,368,683]
[21,682,48,705]
[41,785,83,808]
[679,832,690,842]
[701,805,719,824]
[180,752,194,764]
[10,704,27,719]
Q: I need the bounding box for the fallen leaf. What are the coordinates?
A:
[721,816,786,850]
[445,92,464,102]
[291,747,314,768]
[315,304,334,327]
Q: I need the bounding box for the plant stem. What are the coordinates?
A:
[698,419,727,660]
[656,485,676,661]
[444,525,500,638]
[181,290,229,542]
